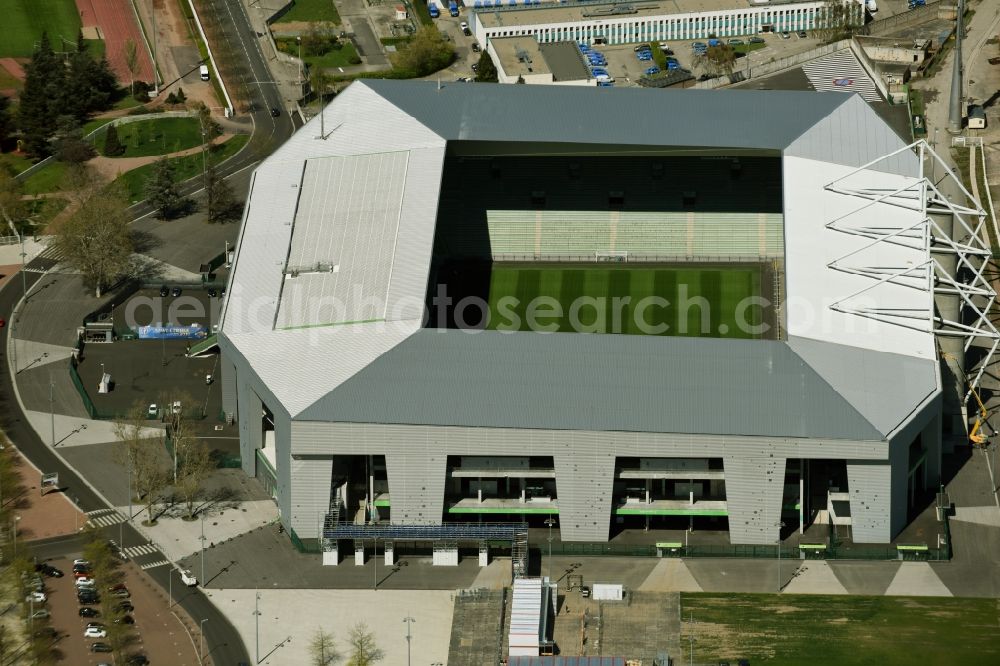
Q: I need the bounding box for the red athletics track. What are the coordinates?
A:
[75,0,154,84]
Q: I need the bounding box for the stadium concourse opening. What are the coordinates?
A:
[425,147,784,340]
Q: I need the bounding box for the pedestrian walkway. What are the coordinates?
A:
[884,562,953,597]
[122,543,159,559]
[637,558,703,592]
[140,558,171,570]
[86,508,127,528]
[781,561,848,595]
[801,48,880,102]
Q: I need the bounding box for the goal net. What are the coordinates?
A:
[595,250,628,263]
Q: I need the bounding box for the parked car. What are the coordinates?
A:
[749,37,765,44]
[75,577,96,588]
[84,627,107,639]
[73,559,91,570]
[471,63,479,73]
[38,564,63,578]
[728,39,744,46]
[471,42,481,53]
[110,588,130,599]
[460,21,471,36]
[86,622,105,629]
[645,66,661,75]
[180,569,198,587]
[159,285,169,297]
[114,615,135,625]
[90,643,113,653]
[780,31,791,39]
[270,107,281,118]
[171,286,182,297]
[79,607,100,618]
[171,401,182,415]
[25,591,46,603]
[125,655,149,666]
[797,31,807,38]
[116,601,135,613]
[207,287,218,297]
[31,609,50,619]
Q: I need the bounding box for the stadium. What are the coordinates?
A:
[218,80,994,562]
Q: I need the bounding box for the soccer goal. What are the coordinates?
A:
[595,250,628,263]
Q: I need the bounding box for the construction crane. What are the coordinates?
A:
[968,384,992,447]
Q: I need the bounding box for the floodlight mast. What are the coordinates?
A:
[823,139,999,434]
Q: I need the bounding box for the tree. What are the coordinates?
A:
[346,623,383,666]
[52,115,95,164]
[0,95,11,148]
[390,28,454,77]
[704,44,737,77]
[310,628,341,666]
[113,404,170,525]
[175,437,213,519]
[474,51,498,83]
[205,161,240,223]
[123,39,139,97]
[103,123,125,157]
[815,0,860,42]
[145,158,189,219]
[17,33,65,157]
[54,174,133,296]
[196,102,221,145]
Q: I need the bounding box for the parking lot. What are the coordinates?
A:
[78,287,224,421]
[35,557,201,665]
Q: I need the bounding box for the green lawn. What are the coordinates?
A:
[485,264,763,337]
[21,159,67,195]
[273,0,341,24]
[275,37,359,69]
[94,117,204,158]
[0,151,34,176]
[0,0,82,57]
[116,133,250,201]
[681,593,1000,666]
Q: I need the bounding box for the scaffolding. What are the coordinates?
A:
[823,140,1000,406]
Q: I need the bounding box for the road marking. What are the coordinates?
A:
[84,509,126,528]
[121,543,159,559]
[140,559,171,570]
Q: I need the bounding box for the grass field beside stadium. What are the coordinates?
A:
[484,264,765,338]
[681,593,1000,665]
[0,0,82,58]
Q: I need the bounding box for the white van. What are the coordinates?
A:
[199,65,210,81]
[866,0,877,11]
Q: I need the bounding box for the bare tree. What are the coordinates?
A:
[123,39,139,96]
[310,628,341,666]
[113,404,169,525]
[346,623,383,666]
[704,44,737,77]
[176,437,213,519]
[53,173,133,297]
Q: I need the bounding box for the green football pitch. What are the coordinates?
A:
[484,264,766,338]
[0,0,82,58]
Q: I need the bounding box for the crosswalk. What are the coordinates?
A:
[801,49,881,103]
[121,543,159,559]
[85,509,126,529]
[140,559,171,571]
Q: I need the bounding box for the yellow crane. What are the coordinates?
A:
[969,384,991,447]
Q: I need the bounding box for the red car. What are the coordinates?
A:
[0,317,5,328]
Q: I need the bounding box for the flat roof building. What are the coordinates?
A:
[489,37,595,84]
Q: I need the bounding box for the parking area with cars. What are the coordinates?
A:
[40,556,201,665]
[75,287,224,421]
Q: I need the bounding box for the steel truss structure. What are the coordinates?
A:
[823,140,999,400]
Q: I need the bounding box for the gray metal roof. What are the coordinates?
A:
[296,330,924,441]
[364,79,850,150]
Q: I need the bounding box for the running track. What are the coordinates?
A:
[75,0,154,83]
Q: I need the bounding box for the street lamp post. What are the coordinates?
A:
[200,512,206,587]
[168,567,172,608]
[6,218,26,305]
[544,517,556,581]
[297,36,302,84]
[254,587,261,665]
[373,536,377,591]
[200,618,208,661]
[403,615,415,666]
[49,374,55,447]
[776,520,786,593]
[12,515,20,559]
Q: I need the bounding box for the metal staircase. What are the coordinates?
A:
[511,529,529,579]
[322,480,345,553]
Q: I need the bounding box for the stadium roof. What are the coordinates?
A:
[221,80,935,440]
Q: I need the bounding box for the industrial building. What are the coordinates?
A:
[469,0,863,48]
[218,79,994,563]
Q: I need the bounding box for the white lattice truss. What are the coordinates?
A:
[823,139,1000,400]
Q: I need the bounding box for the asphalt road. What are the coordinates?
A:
[1,260,252,662]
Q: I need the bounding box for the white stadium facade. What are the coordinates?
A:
[218,80,995,562]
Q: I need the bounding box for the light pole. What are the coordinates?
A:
[373,536,377,591]
[200,512,206,586]
[200,618,208,662]
[168,568,173,608]
[776,520,786,593]
[544,517,556,581]
[49,374,55,447]
[5,218,26,305]
[296,36,302,84]
[403,615,415,666]
[254,587,261,665]
[12,515,20,559]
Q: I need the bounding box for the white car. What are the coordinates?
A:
[73,559,91,567]
[171,400,182,415]
[75,577,96,588]
[83,626,107,639]
[147,403,158,418]
[180,569,198,587]
[25,591,46,603]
